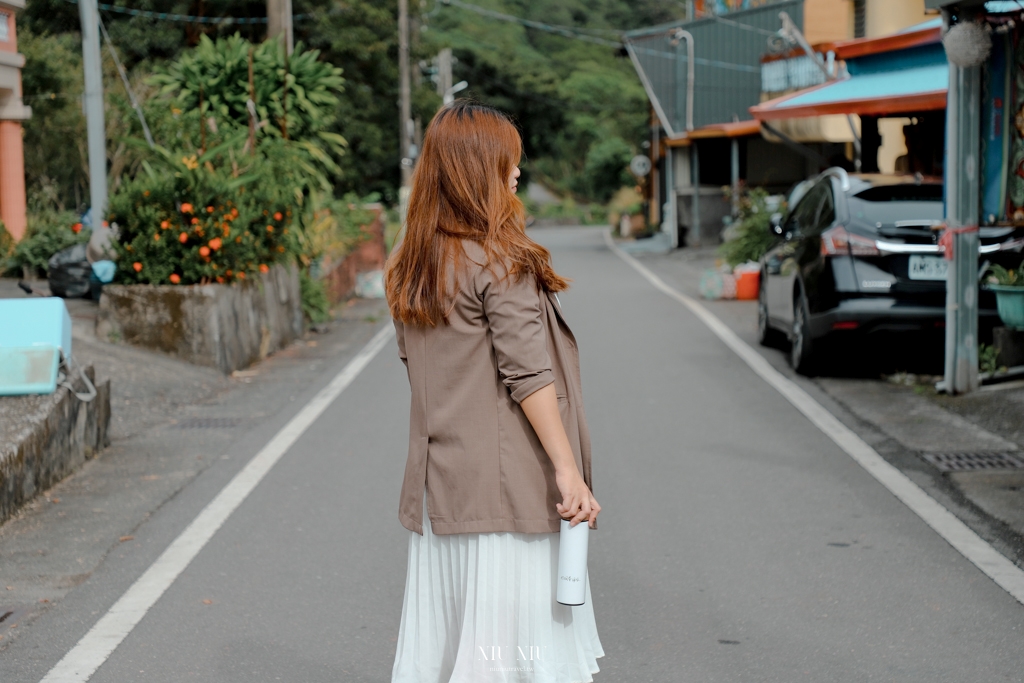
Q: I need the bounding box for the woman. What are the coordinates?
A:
[387,101,603,683]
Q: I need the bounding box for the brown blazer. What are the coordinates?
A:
[393,240,592,535]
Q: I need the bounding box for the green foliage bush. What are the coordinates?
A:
[986,261,1024,287]
[108,133,307,286]
[606,186,643,228]
[299,269,331,324]
[719,189,781,267]
[4,210,87,277]
[108,35,376,288]
[148,34,346,167]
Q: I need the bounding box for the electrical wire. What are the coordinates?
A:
[62,0,310,25]
[440,0,768,74]
[98,15,155,148]
[440,0,625,47]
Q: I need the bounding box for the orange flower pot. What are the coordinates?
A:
[735,269,759,300]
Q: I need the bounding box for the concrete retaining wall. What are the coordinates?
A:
[322,207,386,304]
[96,264,303,374]
[0,366,111,525]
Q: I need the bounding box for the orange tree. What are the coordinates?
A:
[108,129,311,285]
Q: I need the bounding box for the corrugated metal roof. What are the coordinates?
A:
[624,0,802,137]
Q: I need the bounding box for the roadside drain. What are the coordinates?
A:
[171,417,246,429]
[920,451,1024,472]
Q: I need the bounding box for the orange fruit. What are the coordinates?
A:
[208,237,222,250]
[169,274,181,284]
[179,232,188,244]
[273,212,283,221]
[199,246,211,257]
[180,203,193,213]
[259,264,269,274]
[132,262,143,272]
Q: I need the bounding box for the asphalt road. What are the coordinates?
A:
[7,227,1024,682]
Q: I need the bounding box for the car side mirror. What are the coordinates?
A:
[770,213,784,236]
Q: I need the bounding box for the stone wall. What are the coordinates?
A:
[0,366,111,525]
[96,264,303,374]
[321,206,386,304]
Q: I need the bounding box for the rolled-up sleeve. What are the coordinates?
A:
[479,267,554,403]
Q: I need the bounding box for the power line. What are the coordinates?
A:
[440,0,769,74]
[62,0,310,25]
[440,0,625,47]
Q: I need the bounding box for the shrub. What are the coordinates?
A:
[986,261,1024,287]
[300,269,331,323]
[107,134,303,285]
[4,210,87,277]
[606,186,643,228]
[718,188,780,267]
[148,35,346,174]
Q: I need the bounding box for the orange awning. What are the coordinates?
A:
[664,120,762,147]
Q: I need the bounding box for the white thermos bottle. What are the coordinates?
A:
[556,519,589,606]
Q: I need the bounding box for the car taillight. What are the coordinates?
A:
[821,225,880,257]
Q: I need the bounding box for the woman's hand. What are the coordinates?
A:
[555,467,601,528]
[520,383,601,528]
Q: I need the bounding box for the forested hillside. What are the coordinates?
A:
[20,0,685,212]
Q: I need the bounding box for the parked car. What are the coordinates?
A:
[757,168,1024,374]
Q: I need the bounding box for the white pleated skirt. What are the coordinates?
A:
[391,490,604,683]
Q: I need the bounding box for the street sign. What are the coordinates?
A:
[630,155,651,177]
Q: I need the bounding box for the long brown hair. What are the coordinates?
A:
[385,101,568,327]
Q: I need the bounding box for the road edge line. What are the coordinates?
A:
[39,323,397,683]
[604,229,1024,606]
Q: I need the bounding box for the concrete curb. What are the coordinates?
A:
[0,366,111,525]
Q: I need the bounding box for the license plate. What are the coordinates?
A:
[908,255,948,281]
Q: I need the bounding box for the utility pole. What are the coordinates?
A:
[398,0,413,189]
[436,48,452,101]
[78,0,106,232]
[267,0,294,55]
[943,58,981,394]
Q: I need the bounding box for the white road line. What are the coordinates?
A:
[40,324,396,683]
[604,230,1024,606]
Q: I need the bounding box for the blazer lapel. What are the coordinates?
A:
[546,291,577,344]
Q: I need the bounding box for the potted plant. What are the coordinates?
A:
[986,260,1024,329]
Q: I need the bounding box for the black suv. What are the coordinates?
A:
[758,169,1024,374]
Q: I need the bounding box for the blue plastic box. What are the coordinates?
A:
[0,298,72,395]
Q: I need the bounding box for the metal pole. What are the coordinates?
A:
[691,143,700,247]
[730,137,740,216]
[78,0,106,231]
[943,60,981,394]
[399,0,412,189]
[672,29,694,132]
[665,147,677,248]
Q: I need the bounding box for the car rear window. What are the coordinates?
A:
[853,185,943,202]
[849,185,943,226]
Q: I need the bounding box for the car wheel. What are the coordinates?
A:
[757,279,786,349]
[790,289,817,376]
